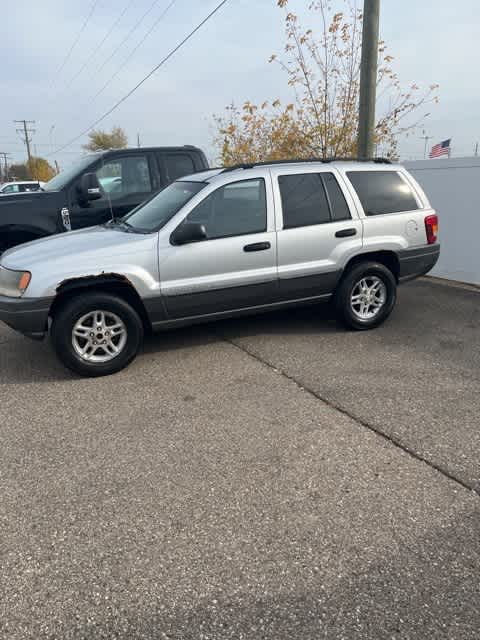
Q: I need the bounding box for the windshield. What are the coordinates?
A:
[124,181,207,232]
[43,155,97,192]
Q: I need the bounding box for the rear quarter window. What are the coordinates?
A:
[347,171,419,215]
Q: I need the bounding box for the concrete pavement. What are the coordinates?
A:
[219,278,480,493]
[0,279,478,639]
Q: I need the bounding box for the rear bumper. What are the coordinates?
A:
[0,295,52,339]
[398,245,440,283]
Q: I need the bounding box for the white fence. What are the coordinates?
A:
[405,157,480,285]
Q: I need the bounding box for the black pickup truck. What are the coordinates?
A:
[0,146,209,252]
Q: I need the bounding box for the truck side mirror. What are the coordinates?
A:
[78,173,103,203]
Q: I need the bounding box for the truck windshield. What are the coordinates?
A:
[43,155,97,192]
[123,181,207,232]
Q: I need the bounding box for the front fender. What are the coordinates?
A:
[26,263,160,300]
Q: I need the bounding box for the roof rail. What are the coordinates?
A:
[221,157,391,172]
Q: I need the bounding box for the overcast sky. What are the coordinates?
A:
[1,0,479,169]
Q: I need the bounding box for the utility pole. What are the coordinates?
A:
[474,142,478,157]
[0,152,12,182]
[419,132,433,159]
[357,0,380,159]
[137,132,141,148]
[49,124,56,155]
[14,120,36,164]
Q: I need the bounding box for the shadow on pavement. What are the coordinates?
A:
[0,303,340,384]
[2,280,477,385]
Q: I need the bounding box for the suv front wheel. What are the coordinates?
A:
[335,261,397,330]
[51,292,144,377]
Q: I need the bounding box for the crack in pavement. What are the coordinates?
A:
[220,334,480,498]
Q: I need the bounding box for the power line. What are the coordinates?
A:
[89,0,177,103]
[91,0,163,80]
[60,0,137,93]
[49,0,231,157]
[1,141,84,149]
[50,0,100,87]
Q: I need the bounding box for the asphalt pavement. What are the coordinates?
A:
[0,278,479,639]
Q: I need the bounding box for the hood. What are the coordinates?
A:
[0,189,56,206]
[1,225,157,270]
[0,189,50,199]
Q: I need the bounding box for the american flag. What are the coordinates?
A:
[429,139,451,158]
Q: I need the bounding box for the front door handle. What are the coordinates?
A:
[243,241,271,252]
[335,228,357,238]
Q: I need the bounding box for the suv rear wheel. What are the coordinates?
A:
[335,261,397,330]
[51,292,143,377]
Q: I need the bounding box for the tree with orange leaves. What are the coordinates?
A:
[214,0,438,164]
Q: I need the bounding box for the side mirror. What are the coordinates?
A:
[170,222,207,245]
[78,173,102,202]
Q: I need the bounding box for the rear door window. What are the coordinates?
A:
[19,183,39,192]
[165,154,196,182]
[347,171,419,215]
[278,172,351,228]
[279,173,330,228]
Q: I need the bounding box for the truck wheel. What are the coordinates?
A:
[335,262,397,330]
[51,293,143,377]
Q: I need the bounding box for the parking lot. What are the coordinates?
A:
[1,278,479,639]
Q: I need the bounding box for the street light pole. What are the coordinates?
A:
[49,124,56,154]
[419,132,432,159]
[357,0,380,159]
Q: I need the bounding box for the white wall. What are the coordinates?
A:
[405,157,480,285]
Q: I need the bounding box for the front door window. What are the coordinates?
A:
[186,178,267,239]
[96,155,152,201]
[71,155,154,229]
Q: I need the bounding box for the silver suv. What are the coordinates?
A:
[0,159,439,376]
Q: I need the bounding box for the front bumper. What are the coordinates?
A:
[0,295,53,339]
[398,244,440,282]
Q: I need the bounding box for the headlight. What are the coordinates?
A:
[0,266,31,297]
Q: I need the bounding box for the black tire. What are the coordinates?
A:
[51,292,143,377]
[335,261,397,330]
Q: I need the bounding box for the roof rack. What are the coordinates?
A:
[221,157,391,172]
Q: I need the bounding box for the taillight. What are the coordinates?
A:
[424,214,438,245]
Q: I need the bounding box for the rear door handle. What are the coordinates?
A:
[335,228,357,238]
[243,241,271,252]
